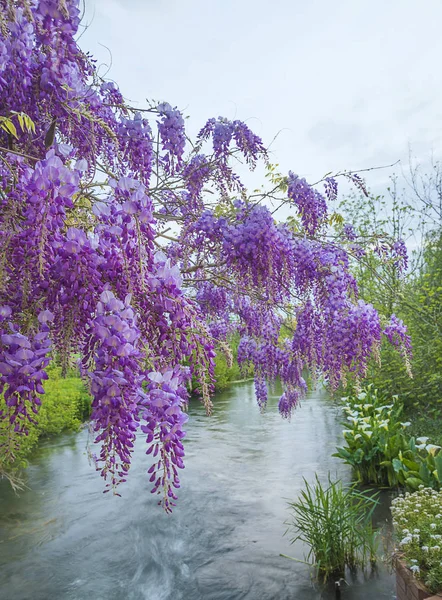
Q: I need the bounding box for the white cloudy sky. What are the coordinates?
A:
[79,0,442,193]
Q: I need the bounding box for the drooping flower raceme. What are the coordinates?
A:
[0,0,412,508]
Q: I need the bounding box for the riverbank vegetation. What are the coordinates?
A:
[392,487,442,593]
[284,475,379,579]
[0,367,90,478]
[334,385,442,491]
[339,167,442,443]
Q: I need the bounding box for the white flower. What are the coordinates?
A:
[416,437,429,443]
[431,546,440,551]
[410,565,420,574]
[401,422,411,428]
[365,431,373,438]
[413,529,420,533]
[422,546,429,552]
[431,523,437,529]
[416,443,427,450]
[400,536,412,545]
[426,444,441,456]
[354,434,362,441]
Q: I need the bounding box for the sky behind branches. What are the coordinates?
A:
[80,0,442,195]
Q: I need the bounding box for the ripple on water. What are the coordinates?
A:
[0,382,394,600]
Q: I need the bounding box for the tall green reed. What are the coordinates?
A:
[284,475,379,580]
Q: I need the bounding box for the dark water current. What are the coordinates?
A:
[0,381,395,600]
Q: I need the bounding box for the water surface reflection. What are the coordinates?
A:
[0,382,395,599]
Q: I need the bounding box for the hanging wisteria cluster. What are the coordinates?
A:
[0,0,411,510]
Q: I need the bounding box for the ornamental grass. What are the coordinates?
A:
[285,475,379,580]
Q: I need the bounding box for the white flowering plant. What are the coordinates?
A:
[334,386,411,486]
[334,386,442,491]
[392,487,442,593]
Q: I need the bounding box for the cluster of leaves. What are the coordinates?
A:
[392,487,442,593]
[285,475,379,580]
[334,386,442,491]
[334,386,410,486]
[375,233,442,427]
[212,334,246,391]
[340,183,442,443]
[0,365,90,474]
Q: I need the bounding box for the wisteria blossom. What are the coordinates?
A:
[0,0,411,508]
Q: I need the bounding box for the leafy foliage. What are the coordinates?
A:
[285,475,379,579]
[340,179,442,445]
[0,366,90,473]
[212,335,245,390]
[334,386,442,491]
[334,386,410,486]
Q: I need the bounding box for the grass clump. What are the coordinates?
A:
[284,474,379,580]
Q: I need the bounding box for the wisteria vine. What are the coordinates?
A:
[0,0,411,510]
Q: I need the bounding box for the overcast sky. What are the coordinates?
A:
[79,0,442,194]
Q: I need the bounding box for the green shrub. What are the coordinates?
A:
[334,386,411,486]
[213,349,242,390]
[334,386,442,492]
[193,333,249,392]
[392,487,442,593]
[35,367,91,434]
[0,367,90,474]
[392,437,442,491]
[284,475,379,579]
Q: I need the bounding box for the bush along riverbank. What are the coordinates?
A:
[334,385,442,595]
[0,366,90,479]
[1,340,245,482]
[334,385,442,492]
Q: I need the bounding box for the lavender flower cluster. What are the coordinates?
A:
[0,0,413,507]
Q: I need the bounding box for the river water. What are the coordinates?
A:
[0,381,395,600]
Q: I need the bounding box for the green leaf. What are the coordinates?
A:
[405,477,424,490]
[434,453,442,483]
[0,118,18,138]
[392,458,404,473]
[402,458,420,471]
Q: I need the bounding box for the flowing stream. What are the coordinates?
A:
[0,381,395,600]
